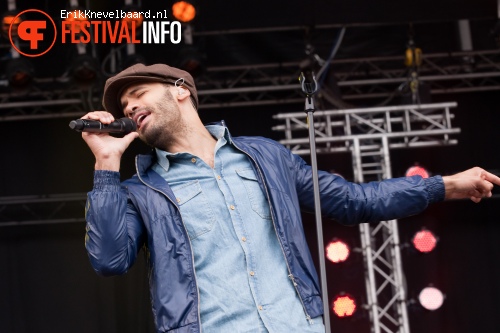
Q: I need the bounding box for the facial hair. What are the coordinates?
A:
[139,88,188,151]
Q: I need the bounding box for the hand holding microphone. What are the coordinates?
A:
[69,117,137,133]
[75,111,140,171]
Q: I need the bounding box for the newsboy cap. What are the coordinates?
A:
[102,63,198,115]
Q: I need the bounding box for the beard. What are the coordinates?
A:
[139,88,187,151]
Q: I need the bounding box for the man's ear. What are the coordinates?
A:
[177,87,191,101]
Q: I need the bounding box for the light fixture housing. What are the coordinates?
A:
[6,58,34,90]
[70,54,100,86]
[172,1,197,23]
[2,10,22,38]
[332,293,357,318]
[63,7,88,34]
[176,46,205,78]
[418,286,444,311]
[326,239,350,264]
[405,164,430,178]
[412,228,438,253]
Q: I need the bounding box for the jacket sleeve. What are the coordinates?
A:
[289,149,445,225]
[84,170,146,276]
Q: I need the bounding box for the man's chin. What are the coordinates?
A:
[140,129,166,149]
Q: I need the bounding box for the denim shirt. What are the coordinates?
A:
[152,125,325,333]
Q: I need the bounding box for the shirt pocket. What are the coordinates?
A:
[236,168,272,220]
[174,180,217,240]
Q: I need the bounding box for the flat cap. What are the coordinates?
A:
[102,63,198,115]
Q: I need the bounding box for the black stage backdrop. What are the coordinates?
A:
[1,90,500,332]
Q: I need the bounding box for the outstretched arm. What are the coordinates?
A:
[443,167,500,203]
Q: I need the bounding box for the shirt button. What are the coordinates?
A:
[191,158,196,163]
[258,305,263,311]
[176,198,181,203]
[249,271,255,276]
[217,175,221,180]
[229,205,235,210]
[241,237,247,242]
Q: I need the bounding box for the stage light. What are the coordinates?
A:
[6,58,34,90]
[405,164,429,178]
[418,286,444,311]
[64,8,88,34]
[412,228,437,253]
[326,239,350,264]
[70,55,99,86]
[176,46,205,78]
[404,44,422,68]
[332,294,357,318]
[172,1,196,23]
[2,11,22,38]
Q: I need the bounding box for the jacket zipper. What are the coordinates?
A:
[135,157,203,333]
[232,143,314,324]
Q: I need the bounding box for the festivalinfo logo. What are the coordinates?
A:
[8,8,183,57]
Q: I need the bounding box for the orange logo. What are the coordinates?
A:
[9,9,57,57]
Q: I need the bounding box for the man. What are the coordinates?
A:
[82,63,500,333]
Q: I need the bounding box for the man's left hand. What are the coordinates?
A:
[443,167,500,203]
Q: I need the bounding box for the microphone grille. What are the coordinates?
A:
[68,119,84,131]
[119,118,137,132]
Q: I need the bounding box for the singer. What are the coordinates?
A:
[81,63,500,333]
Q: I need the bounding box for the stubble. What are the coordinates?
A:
[139,88,188,151]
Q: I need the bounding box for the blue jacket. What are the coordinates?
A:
[85,128,445,333]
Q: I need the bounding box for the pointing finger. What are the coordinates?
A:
[482,170,500,186]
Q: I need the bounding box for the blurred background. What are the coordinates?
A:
[1,0,500,332]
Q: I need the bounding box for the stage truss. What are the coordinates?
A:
[0,49,499,121]
[272,102,459,333]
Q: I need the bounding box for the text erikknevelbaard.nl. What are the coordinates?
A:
[60,9,182,44]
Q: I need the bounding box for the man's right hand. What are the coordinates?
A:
[81,111,139,171]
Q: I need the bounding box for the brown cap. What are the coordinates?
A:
[102,63,198,115]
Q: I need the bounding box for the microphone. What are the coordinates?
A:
[69,118,137,133]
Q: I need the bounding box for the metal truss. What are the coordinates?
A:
[0,79,100,122]
[273,102,460,333]
[0,50,499,121]
[354,137,410,333]
[0,193,87,227]
[273,102,459,156]
[195,49,500,108]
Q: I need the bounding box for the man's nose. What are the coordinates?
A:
[124,101,141,117]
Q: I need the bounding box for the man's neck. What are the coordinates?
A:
[166,126,218,168]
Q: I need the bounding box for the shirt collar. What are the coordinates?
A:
[155,124,231,173]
